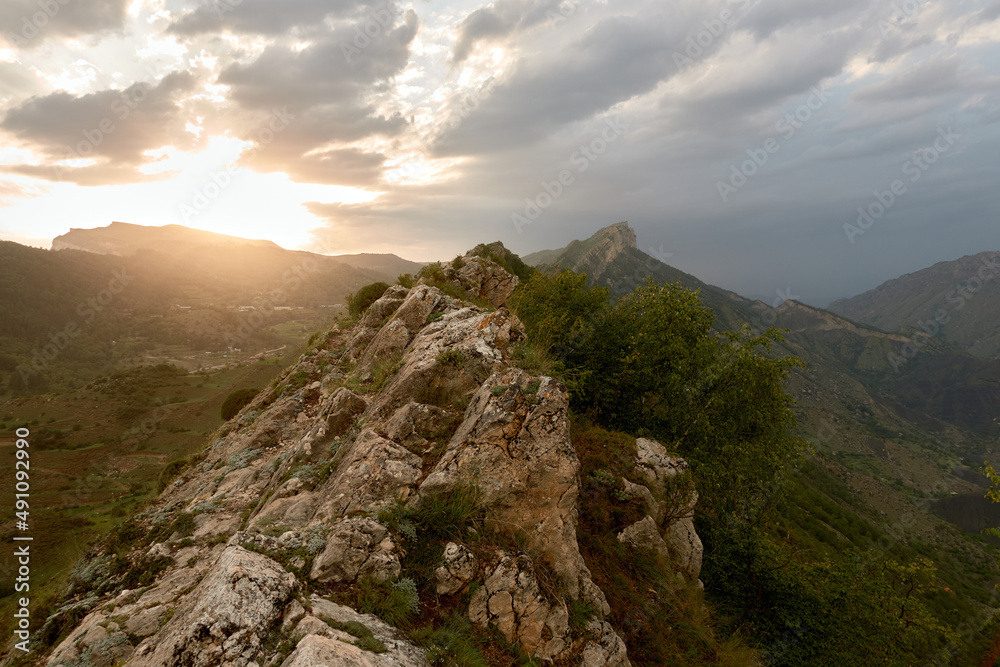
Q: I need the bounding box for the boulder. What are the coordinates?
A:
[664,517,703,581]
[617,516,669,560]
[384,402,451,449]
[434,542,479,595]
[310,517,401,584]
[312,430,423,520]
[468,553,569,660]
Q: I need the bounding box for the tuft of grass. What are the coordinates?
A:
[411,613,490,667]
[349,576,420,628]
[320,616,388,653]
[370,352,404,394]
[436,349,466,367]
[157,457,190,493]
[510,340,561,377]
[568,598,596,632]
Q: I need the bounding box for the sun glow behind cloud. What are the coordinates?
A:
[0,0,999,297]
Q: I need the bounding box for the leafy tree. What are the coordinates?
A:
[579,278,804,519]
[705,527,954,666]
[508,269,608,358]
[220,387,259,421]
[347,281,391,317]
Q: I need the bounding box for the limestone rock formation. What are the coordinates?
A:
[433,542,479,595]
[28,247,704,667]
[309,517,401,584]
[617,437,704,581]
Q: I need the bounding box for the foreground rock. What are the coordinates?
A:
[29,251,704,667]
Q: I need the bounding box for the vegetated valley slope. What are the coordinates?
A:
[529,223,1000,652]
[0,223,422,394]
[8,251,708,666]
[829,250,1000,360]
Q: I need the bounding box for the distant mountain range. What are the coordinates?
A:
[829,251,1000,360]
[53,222,425,281]
[0,223,424,394]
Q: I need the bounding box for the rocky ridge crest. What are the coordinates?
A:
[30,250,702,667]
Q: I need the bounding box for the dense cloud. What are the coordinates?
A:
[168,0,366,36]
[0,0,999,300]
[1,71,199,185]
[450,0,568,63]
[0,0,129,47]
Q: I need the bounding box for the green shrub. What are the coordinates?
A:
[157,458,189,493]
[351,576,420,627]
[348,281,391,316]
[398,273,416,288]
[418,262,446,283]
[220,387,259,421]
[568,598,596,632]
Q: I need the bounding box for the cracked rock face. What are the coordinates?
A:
[129,546,296,667]
[38,250,707,667]
[385,402,451,450]
[420,369,591,600]
[434,542,479,595]
[310,517,401,584]
[311,429,423,521]
[623,437,703,581]
[468,553,569,660]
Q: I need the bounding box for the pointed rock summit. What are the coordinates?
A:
[524,221,637,283]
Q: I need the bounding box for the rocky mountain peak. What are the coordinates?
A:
[28,251,701,667]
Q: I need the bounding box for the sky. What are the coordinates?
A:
[0,0,998,302]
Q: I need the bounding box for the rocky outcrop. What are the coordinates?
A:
[309,517,401,584]
[468,553,569,659]
[433,542,478,595]
[420,369,593,600]
[129,547,296,667]
[533,221,637,283]
[281,597,427,666]
[618,437,703,581]
[32,247,704,667]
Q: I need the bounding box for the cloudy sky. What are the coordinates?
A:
[0,0,998,302]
